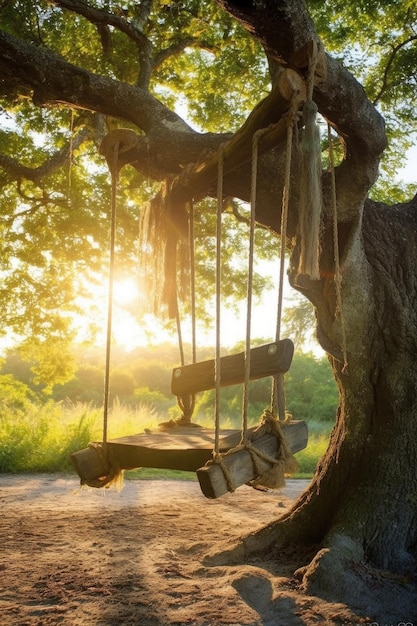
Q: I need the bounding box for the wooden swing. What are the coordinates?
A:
[70,63,325,497]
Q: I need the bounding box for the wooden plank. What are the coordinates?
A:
[196,420,308,499]
[107,427,246,473]
[71,427,242,479]
[171,339,294,396]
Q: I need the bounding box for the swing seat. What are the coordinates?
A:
[71,420,308,486]
[171,339,294,396]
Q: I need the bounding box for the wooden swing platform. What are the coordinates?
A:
[71,420,308,497]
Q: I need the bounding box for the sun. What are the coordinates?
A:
[112,277,139,306]
[74,274,177,351]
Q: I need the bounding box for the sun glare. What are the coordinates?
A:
[75,274,176,351]
[112,277,139,306]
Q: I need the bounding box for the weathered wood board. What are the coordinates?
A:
[196,420,308,499]
[171,339,294,396]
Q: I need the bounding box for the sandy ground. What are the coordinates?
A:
[1,473,416,626]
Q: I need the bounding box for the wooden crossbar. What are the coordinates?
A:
[171,339,294,397]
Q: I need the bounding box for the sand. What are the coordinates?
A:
[1,473,416,625]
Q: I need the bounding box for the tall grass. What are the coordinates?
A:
[0,399,331,479]
[0,401,99,472]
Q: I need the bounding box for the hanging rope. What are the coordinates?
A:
[159,217,196,428]
[327,124,348,373]
[213,146,225,460]
[82,139,124,489]
[208,119,299,493]
[271,96,297,420]
[103,143,119,446]
[189,200,197,366]
[171,200,196,426]
[240,126,269,448]
[67,109,75,206]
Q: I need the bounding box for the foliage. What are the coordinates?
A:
[308,0,417,193]
[0,397,100,472]
[1,0,415,389]
[1,343,338,426]
[0,386,330,479]
[282,292,317,351]
[0,371,38,409]
[0,0,272,373]
[294,427,330,477]
[286,352,338,422]
[0,334,335,476]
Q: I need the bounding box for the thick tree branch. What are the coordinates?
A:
[52,0,150,47]
[0,126,91,185]
[51,1,214,89]
[0,29,234,181]
[0,1,388,228]
[0,28,191,136]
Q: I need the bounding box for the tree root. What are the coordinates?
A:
[297,531,417,620]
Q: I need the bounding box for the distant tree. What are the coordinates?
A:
[109,369,135,400]
[132,362,172,396]
[0,371,38,410]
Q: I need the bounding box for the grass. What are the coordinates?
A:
[0,399,331,480]
[294,432,329,477]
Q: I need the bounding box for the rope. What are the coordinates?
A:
[177,200,197,425]
[164,200,197,427]
[84,139,124,489]
[103,143,119,446]
[67,109,75,206]
[208,118,299,493]
[297,44,322,281]
[240,127,268,446]
[328,124,348,373]
[207,96,303,491]
[306,41,320,102]
[175,294,185,367]
[271,97,297,419]
[189,200,197,366]
[82,442,124,490]
[248,409,299,490]
[213,146,225,459]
